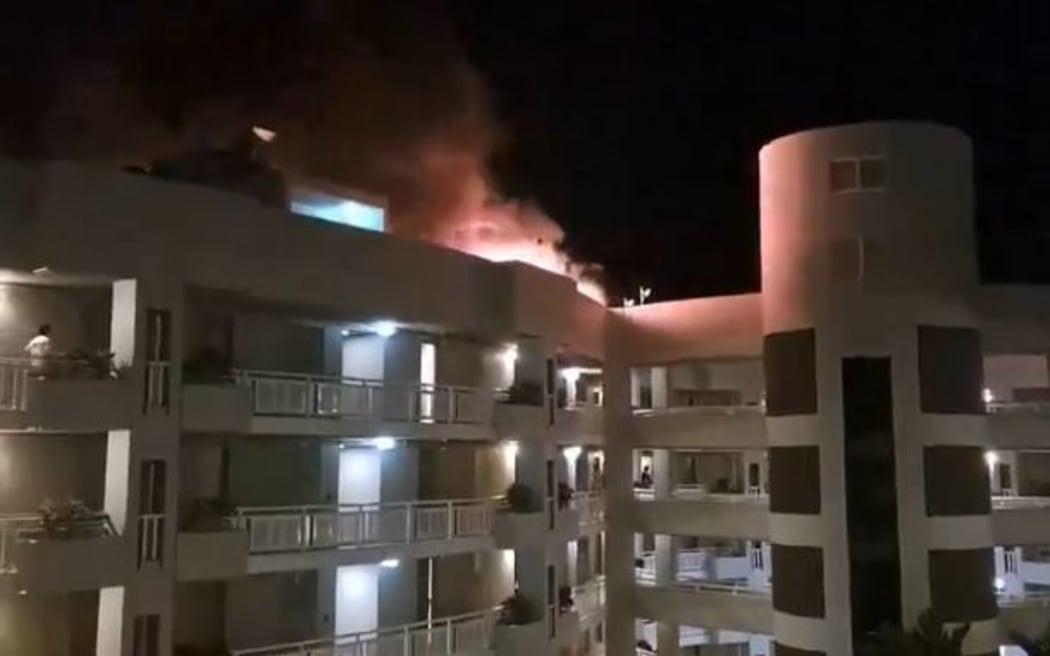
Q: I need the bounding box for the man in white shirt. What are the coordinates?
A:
[25,324,52,376]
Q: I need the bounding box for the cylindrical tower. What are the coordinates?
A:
[759,123,996,655]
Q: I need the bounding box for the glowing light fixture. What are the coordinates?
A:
[371,436,397,451]
[252,126,277,142]
[982,388,994,404]
[502,440,520,459]
[372,321,397,338]
[341,328,351,337]
[380,558,400,569]
[994,576,1005,592]
[561,367,582,385]
[32,267,49,275]
[984,451,999,468]
[501,344,519,368]
[563,445,582,463]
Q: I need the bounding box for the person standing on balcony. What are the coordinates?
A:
[25,324,52,377]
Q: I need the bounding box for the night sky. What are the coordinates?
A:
[4,2,1050,302]
[449,3,1050,301]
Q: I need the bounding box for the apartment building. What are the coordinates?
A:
[0,121,1047,656]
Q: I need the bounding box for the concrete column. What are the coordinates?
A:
[98,277,184,656]
[650,366,668,409]
[605,315,637,656]
[629,368,642,408]
[654,535,678,585]
[379,445,420,627]
[652,449,673,499]
[656,622,679,656]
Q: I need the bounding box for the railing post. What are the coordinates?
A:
[447,501,454,539]
[405,502,413,543]
[447,386,455,424]
[402,625,410,656]
[445,616,453,655]
[300,506,309,550]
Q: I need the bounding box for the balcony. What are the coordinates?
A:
[0,511,126,593]
[233,498,496,572]
[0,357,131,431]
[632,488,769,540]
[988,402,1050,449]
[176,520,250,582]
[573,491,605,530]
[634,581,772,635]
[552,404,604,444]
[631,405,766,449]
[573,576,606,630]
[993,496,1050,545]
[230,609,496,656]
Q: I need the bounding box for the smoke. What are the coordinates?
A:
[30,1,604,302]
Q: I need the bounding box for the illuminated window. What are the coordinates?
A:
[829,156,887,193]
[289,187,385,232]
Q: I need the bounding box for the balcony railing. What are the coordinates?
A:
[634,485,769,503]
[987,401,1050,415]
[993,495,1050,510]
[0,358,29,411]
[231,609,497,656]
[233,370,489,425]
[572,491,605,526]
[234,498,496,554]
[635,548,765,594]
[573,576,606,623]
[0,511,117,573]
[631,404,765,417]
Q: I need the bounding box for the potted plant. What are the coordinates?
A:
[183,347,232,384]
[506,380,544,407]
[504,483,541,514]
[181,497,237,532]
[498,592,541,626]
[39,497,95,539]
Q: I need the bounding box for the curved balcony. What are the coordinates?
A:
[230,498,498,573]
[987,402,1050,450]
[993,496,1050,545]
[631,405,766,449]
[632,489,769,540]
[230,609,497,656]
[0,357,131,431]
[185,370,494,440]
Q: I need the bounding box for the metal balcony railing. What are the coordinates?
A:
[233,370,490,425]
[230,609,498,656]
[572,491,605,526]
[573,576,607,623]
[631,404,765,417]
[233,498,496,554]
[634,485,769,503]
[0,511,117,574]
[986,401,1050,415]
[0,358,29,411]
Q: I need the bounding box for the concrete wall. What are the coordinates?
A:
[233,315,322,373]
[418,443,511,500]
[1017,452,1050,496]
[623,295,763,364]
[173,582,226,652]
[0,433,106,512]
[432,551,513,617]
[984,354,1049,402]
[668,359,764,405]
[228,440,324,506]
[225,573,318,650]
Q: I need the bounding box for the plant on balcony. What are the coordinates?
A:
[1011,622,1050,655]
[498,592,541,626]
[860,608,969,656]
[183,347,232,384]
[39,497,95,539]
[558,584,574,613]
[503,483,542,513]
[506,380,544,407]
[181,497,237,532]
[61,349,120,380]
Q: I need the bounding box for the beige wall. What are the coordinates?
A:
[173,582,226,652]
[623,294,763,364]
[225,572,318,650]
[0,592,98,656]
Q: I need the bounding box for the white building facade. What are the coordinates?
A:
[0,122,1047,656]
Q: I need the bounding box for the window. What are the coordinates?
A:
[132,614,160,656]
[829,156,888,193]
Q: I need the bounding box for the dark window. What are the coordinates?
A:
[829,160,859,192]
[763,329,818,416]
[917,326,983,414]
[842,357,901,651]
[928,548,996,622]
[132,614,160,656]
[924,446,990,516]
[771,544,825,618]
[859,158,888,189]
[769,447,821,514]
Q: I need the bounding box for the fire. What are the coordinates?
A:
[399,142,606,304]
